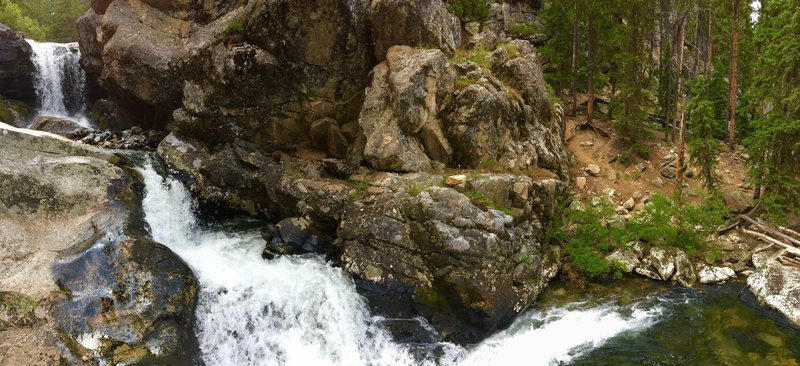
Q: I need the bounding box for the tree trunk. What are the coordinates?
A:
[586,0,595,124]
[728,0,740,150]
[675,20,687,197]
[571,17,579,117]
[706,7,713,78]
[672,14,686,143]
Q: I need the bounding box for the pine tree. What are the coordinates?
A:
[745,0,800,217]
[687,78,721,190]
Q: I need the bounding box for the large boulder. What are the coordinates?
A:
[0,96,34,128]
[0,23,35,103]
[359,46,455,172]
[30,115,91,138]
[748,250,800,326]
[337,173,566,342]
[369,0,461,61]
[0,122,200,364]
[445,42,566,175]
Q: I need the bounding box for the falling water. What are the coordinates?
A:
[26,39,90,127]
[137,160,665,366]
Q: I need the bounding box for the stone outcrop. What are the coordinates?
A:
[0,23,35,103]
[337,173,565,342]
[360,46,455,172]
[369,0,461,61]
[0,122,199,364]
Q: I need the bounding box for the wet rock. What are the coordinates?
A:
[748,251,800,326]
[0,122,200,364]
[370,0,461,60]
[0,96,33,128]
[697,265,736,284]
[30,115,91,138]
[0,23,35,103]
[273,217,334,254]
[337,175,567,343]
[585,164,601,177]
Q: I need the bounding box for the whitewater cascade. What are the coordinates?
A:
[138,160,664,366]
[26,39,89,126]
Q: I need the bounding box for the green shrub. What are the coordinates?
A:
[507,22,537,37]
[633,142,651,160]
[225,21,245,36]
[559,194,728,277]
[446,0,492,28]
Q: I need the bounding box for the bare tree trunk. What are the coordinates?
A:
[586,0,595,124]
[571,17,579,117]
[675,20,687,197]
[728,0,740,150]
[693,3,702,77]
[706,6,713,78]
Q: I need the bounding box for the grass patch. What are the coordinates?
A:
[346,181,370,203]
[497,42,521,58]
[465,190,514,215]
[450,47,492,69]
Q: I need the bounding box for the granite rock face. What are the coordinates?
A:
[0,23,35,103]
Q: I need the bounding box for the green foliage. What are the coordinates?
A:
[450,47,491,69]
[0,0,47,40]
[507,22,538,37]
[559,194,728,277]
[5,0,90,41]
[633,142,651,160]
[687,77,722,190]
[346,181,370,203]
[445,0,491,26]
[225,21,245,36]
[744,0,800,219]
[478,158,498,169]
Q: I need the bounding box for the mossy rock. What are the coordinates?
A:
[0,291,41,330]
[0,97,34,127]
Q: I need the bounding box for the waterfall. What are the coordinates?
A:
[26,39,90,127]
[137,160,663,366]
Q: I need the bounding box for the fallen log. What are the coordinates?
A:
[742,229,800,257]
[739,215,800,247]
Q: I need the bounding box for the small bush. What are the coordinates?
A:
[633,142,651,160]
[225,21,245,36]
[507,22,538,37]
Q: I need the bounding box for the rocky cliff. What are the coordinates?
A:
[76,0,568,343]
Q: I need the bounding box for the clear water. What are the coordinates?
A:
[26,40,90,127]
[138,161,800,365]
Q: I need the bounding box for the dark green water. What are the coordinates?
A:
[537,280,800,366]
